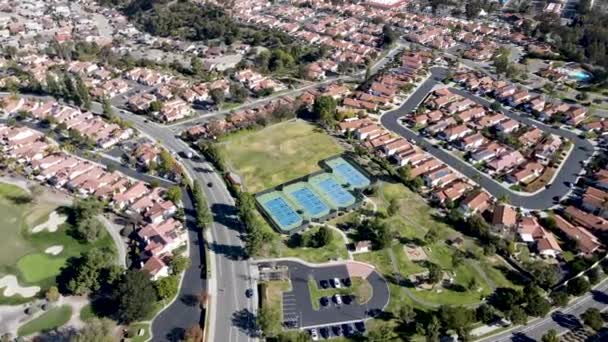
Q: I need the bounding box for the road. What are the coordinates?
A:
[379,67,595,210]
[107,103,258,342]
[478,279,608,341]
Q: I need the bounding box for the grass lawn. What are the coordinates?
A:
[267,225,349,263]
[127,323,150,342]
[524,167,557,192]
[307,278,370,310]
[260,280,291,336]
[0,182,115,301]
[17,305,72,336]
[217,120,343,192]
[79,304,100,322]
[354,181,519,309]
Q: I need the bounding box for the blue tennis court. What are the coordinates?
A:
[258,192,303,231]
[288,186,329,218]
[328,158,370,189]
[312,175,356,208]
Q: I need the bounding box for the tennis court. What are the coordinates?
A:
[284,183,330,219]
[309,173,356,208]
[326,157,371,189]
[257,192,303,232]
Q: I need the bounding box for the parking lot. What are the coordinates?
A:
[272,260,389,339]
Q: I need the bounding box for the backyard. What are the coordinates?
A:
[216,120,344,192]
[0,182,115,304]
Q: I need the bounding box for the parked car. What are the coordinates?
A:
[320,280,329,289]
[333,294,342,305]
[355,321,366,333]
[332,277,341,288]
[245,288,253,298]
[332,325,342,336]
[309,328,319,341]
[320,296,329,307]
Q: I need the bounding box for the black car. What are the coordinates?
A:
[342,323,354,336]
[332,325,342,336]
[320,279,329,289]
[320,296,329,307]
[207,182,213,187]
[342,295,353,305]
[342,278,352,287]
[245,288,254,298]
[319,327,329,338]
[355,321,366,333]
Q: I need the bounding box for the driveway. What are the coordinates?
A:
[380,67,595,210]
[269,260,389,329]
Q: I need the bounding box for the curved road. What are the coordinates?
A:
[380,67,595,210]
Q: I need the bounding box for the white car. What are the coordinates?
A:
[310,328,319,341]
[333,278,341,288]
[333,294,343,305]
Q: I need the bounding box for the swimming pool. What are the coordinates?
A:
[327,157,371,189]
[285,183,330,219]
[569,70,592,82]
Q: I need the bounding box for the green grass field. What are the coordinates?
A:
[354,181,519,308]
[0,182,115,301]
[17,305,72,336]
[217,120,343,192]
[268,225,349,263]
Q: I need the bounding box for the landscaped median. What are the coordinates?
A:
[17,305,72,337]
[307,276,373,310]
[258,280,292,336]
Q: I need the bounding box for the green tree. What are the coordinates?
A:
[581,307,604,331]
[76,76,91,110]
[230,83,248,103]
[567,277,590,296]
[210,88,225,105]
[191,56,203,76]
[312,96,337,127]
[72,318,116,342]
[381,24,397,47]
[113,270,157,323]
[102,97,115,120]
[367,322,394,341]
[149,100,163,113]
[550,290,570,307]
[541,329,560,342]
[427,263,443,285]
[257,305,280,337]
[425,315,441,342]
[508,305,528,325]
[476,304,497,324]
[45,286,60,302]
[154,275,179,300]
[75,217,104,242]
[166,186,182,204]
[60,248,114,295]
[158,149,176,175]
[439,305,475,332]
[398,303,415,326]
[170,255,190,274]
[314,226,333,247]
[73,197,104,221]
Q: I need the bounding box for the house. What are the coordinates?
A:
[594,169,608,190]
[354,240,372,253]
[552,215,602,256]
[423,166,456,188]
[113,181,149,210]
[517,217,562,258]
[565,106,587,126]
[507,162,544,184]
[492,204,517,231]
[582,187,608,218]
[495,119,520,134]
[437,124,471,142]
[432,180,472,204]
[471,142,506,162]
[138,218,186,258]
[519,128,543,147]
[458,133,486,151]
[142,255,170,281]
[534,135,562,163]
[459,191,492,217]
[410,158,442,178]
[564,206,608,234]
[487,150,524,173]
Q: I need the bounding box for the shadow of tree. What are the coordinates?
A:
[231,309,257,336]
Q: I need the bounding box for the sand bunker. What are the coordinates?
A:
[0,275,40,297]
[44,245,64,255]
[32,211,66,233]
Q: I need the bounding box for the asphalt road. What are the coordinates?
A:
[275,260,390,328]
[379,67,595,210]
[479,279,608,341]
[107,104,258,342]
[150,188,206,341]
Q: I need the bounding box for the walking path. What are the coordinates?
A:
[97,214,127,268]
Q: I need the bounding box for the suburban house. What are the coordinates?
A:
[458,191,492,217]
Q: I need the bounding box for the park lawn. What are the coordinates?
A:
[351,277,373,304]
[261,280,291,319]
[269,226,348,263]
[128,323,150,342]
[217,120,343,192]
[17,305,72,336]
